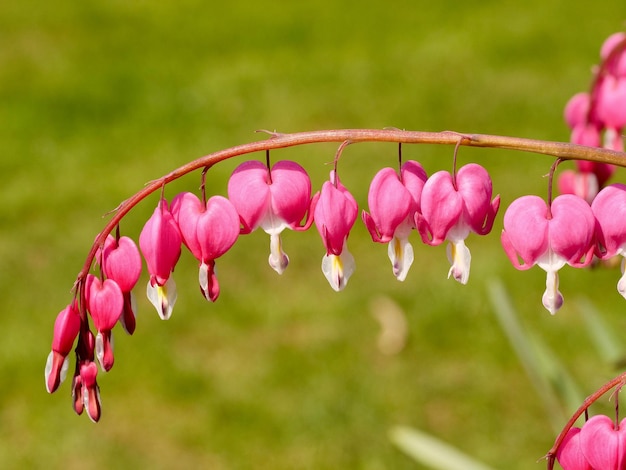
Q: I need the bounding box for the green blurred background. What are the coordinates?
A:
[2,0,625,468]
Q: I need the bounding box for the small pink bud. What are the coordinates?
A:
[78,361,101,423]
[45,302,81,393]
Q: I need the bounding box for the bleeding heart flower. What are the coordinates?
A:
[313,170,358,291]
[139,198,182,320]
[98,234,142,335]
[227,160,313,274]
[85,274,123,371]
[591,183,626,298]
[416,163,500,284]
[580,414,626,470]
[45,301,81,393]
[362,160,427,281]
[171,192,240,302]
[501,194,595,314]
[72,361,101,423]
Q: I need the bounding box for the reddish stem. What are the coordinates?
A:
[544,370,626,469]
[75,128,626,287]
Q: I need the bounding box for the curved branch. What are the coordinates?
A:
[76,128,626,285]
[544,370,626,469]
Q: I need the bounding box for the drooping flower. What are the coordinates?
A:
[45,301,81,393]
[501,194,595,314]
[139,198,182,320]
[98,234,142,335]
[362,161,427,281]
[556,427,593,470]
[591,183,626,298]
[227,160,313,274]
[313,170,358,291]
[416,163,500,284]
[171,192,240,302]
[85,274,123,371]
[72,360,101,423]
[580,414,626,470]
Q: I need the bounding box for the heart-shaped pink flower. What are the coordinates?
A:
[362,160,427,281]
[501,194,595,313]
[85,275,123,333]
[228,160,313,274]
[580,414,626,469]
[171,192,240,301]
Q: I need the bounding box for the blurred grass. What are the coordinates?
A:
[1,0,625,468]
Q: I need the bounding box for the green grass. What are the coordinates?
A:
[1,1,625,468]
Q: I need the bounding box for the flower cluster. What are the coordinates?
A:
[557,414,626,470]
[560,32,626,202]
[44,154,504,420]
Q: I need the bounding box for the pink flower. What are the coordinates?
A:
[557,170,600,204]
[98,234,142,335]
[556,427,593,470]
[362,161,427,281]
[580,414,626,469]
[501,194,595,314]
[313,171,358,291]
[564,92,592,129]
[171,192,240,302]
[72,361,101,423]
[601,32,626,77]
[596,75,626,130]
[44,301,81,393]
[139,198,182,320]
[591,183,626,298]
[416,163,500,284]
[85,274,123,371]
[227,160,313,274]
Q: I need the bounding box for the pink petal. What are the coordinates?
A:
[267,160,312,229]
[557,170,599,204]
[51,301,81,356]
[564,92,591,128]
[556,427,593,470]
[196,196,240,261]
[456,163,499,235]
[400,160,428,212]
[364,167,413,243]
[592,183,626,258]
[85,275,123,332]
[549,195,595,266]
[101,235,142,292]
[597,75,626,129]
[571,124,602,148]
[501,195,549,267]
[171,192,204,259]
[418,171,463,245]
[314,172,358,255]
[227,160,271,232]
[580,414,626,470]
[139,199,182,286]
